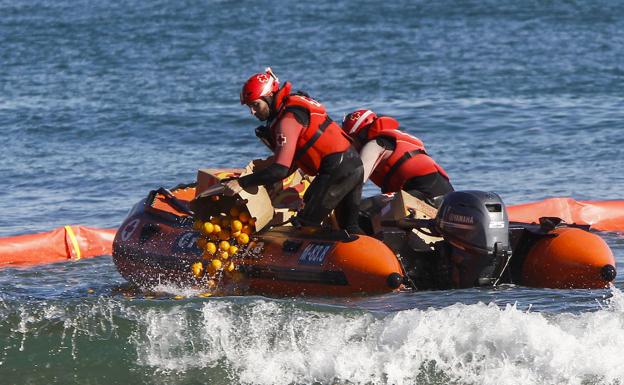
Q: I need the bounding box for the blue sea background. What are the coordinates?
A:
[1,1,623,384]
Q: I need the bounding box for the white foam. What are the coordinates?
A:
[134,289,624,385]
[148,283,205,298]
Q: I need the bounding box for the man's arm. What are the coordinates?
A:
[230,113,303,192]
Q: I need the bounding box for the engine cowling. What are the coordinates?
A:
[434,191,511,287]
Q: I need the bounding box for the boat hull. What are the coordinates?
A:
[113,199,403,296]
[112,185,617,295]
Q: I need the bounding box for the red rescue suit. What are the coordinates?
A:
[246,82,364,232]
[265,83,352,175]
[358,117,450,193]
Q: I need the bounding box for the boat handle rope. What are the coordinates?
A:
[147,187,195,216]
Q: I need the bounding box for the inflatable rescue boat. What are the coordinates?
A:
[112,165,616,297]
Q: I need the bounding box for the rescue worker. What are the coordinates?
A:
[224,68,364,233]
[341,109,453,207]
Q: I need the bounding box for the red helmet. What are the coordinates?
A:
[240,67,280,105]
[342,109,378,136]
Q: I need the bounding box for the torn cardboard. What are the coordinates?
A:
[192,161,274,231]
[192,160,310,232]
[379,191,442,246]
[381,190,439,221]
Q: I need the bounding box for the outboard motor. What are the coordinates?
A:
[434,191,511,288]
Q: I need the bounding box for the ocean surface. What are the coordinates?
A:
[1,0,624,384]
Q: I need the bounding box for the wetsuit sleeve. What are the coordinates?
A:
[238,163,291,188]
[238,113,302,189]
[272,113,303,169]
[359,140,391,183]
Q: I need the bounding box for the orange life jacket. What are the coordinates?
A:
[355,116,401,142]
[364,118,450,193]
[268,84,351,175]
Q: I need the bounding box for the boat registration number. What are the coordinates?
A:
[174,232,201,254]
[298,243,332,265]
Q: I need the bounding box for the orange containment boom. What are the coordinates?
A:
[0,226,117,268]
[508,198,624,232]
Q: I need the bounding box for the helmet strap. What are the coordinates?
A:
[356,124,372,143]
[262,95,276,120]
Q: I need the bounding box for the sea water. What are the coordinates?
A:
[1,0,623,384]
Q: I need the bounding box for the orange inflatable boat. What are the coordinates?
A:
[112,184,403,297]
[111,168,616,296]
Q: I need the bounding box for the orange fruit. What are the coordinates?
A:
[211,259,222,270]
[219,240,230,251]
[231,220,243,232]
[202,222,214,235]
[239,212,251,223]
[191,262,203,278]
[205,242,217,255]
[237,233,250,245]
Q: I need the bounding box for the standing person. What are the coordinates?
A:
[342,109,453,207]
[224,68,364,233]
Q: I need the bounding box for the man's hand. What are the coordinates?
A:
[223,179,243,196]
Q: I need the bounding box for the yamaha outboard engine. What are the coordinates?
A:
[434,191,511,288]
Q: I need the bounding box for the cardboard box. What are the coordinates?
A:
[196,168,243,197]
[272,207,297,225]
[271,170,309,210]
[380,190,438,221]
[192,161,274,231]
[379,191,442,246]
[192,160,312,232]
